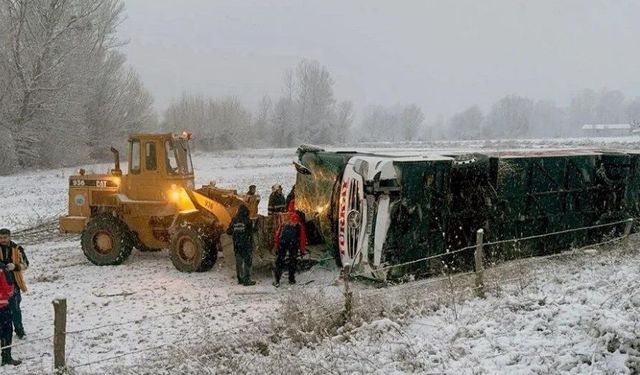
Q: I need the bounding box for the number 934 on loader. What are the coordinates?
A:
[59,132,259,272]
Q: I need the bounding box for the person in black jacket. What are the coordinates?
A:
[268,184,286,215]
[226,205,256,286]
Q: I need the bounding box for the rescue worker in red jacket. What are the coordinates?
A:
[0,228,28,339]
[0,270,21,366]
[272,207,307,287]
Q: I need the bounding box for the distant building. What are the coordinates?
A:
[581,124,639,136]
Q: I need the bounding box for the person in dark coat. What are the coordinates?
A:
[0,229,27,339]
[246,185,257,196]
[244,185,260,218]
[226,205,256,286]
[0,271,20,366]
[272,208,307,287]
[268,184,286,215]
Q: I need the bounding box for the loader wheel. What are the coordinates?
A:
[170,225,217,272]
[81,215,134,266]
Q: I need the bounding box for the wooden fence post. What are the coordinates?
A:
[474,229,485,298]
[624,219,633,247]
[343,265,353,321]
[53,298,67,373]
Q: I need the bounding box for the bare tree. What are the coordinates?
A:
[271,97,295,147]
[357,104,425,142]
[0,0,155,173]
[627,98,640,127]
[1,0,117,166]
[400,104,425,141]
[333,101,354,144]
[357,105,390,142]
[85,52,155,159]
[484,95,534,138]
[164,94,251,150]
[252,95,272,147]
[448,106,483,140]
[294,59,336,144]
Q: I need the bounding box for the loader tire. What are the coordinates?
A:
[81,215,134,266]
[198,236,218,272]
[170,224,217,272]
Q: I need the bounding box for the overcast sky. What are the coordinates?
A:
[119,0,640,119]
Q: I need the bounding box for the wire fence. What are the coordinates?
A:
[351,217,634,279]
[68,227,637,371]
[9,217,637,372]
[67,282,350,370]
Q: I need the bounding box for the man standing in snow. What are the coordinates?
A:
[226,206,256,286]
[0,269,21,366]
[244,184,260,218]
[272,208,307,287]
[268,184,286,215]
[0,229,28,340]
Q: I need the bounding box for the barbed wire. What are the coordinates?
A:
[71,344,168,369]
[68,220,633,352]
[10,217,636,368]
[66,229,638,371]
[68,292,352,370]
[354,229,635,304]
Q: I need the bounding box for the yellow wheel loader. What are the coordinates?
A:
[59,132,258,272]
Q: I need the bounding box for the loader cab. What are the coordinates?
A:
[124,132,195,201]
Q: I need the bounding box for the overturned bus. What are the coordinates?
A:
[292,145,639,279]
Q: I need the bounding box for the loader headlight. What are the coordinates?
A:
[169,184,181,202]
[170,190,180,202]
[168,184,194,210]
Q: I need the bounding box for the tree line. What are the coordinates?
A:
[162,59,430,150]
[163,59,356,149]
[164,65,640,152]
[0,0,155,175]
[2,2,638,173]
[445,89,640,140]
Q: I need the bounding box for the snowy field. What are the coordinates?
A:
[0,137,639,374]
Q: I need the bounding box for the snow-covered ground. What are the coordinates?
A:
[183,243,638,375]
[0,137,638,374]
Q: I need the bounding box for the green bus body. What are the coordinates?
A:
[293,146,637,279]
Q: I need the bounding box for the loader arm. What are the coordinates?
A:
[185,189,233,229]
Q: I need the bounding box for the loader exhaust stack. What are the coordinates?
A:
[110,147,122,176]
